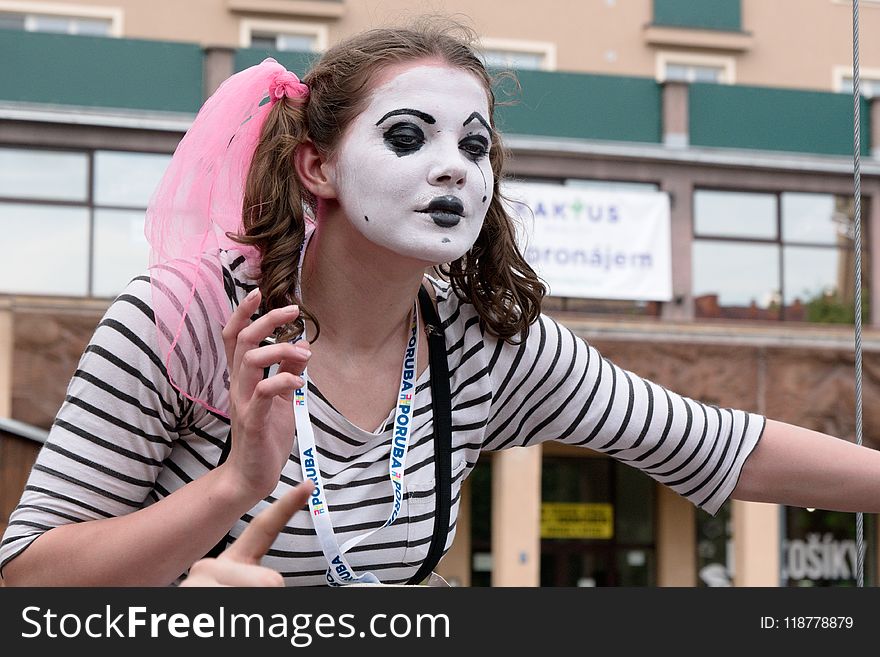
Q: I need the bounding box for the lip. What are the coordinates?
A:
[418,195,464,227]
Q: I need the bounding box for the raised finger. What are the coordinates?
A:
[277,340,311,376]
[230,305,300,376]
[236,341,311,400]
[221,287,262,368]
[246,372,303,415]
[223,481,315,563]
[187,559,285,587]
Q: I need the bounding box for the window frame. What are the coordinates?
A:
[691,186,867,322]
[239,17,328,52]
[832,65,880,97]
[0,1,122,36]
[656,50,735,84]
[479,36,557,71]
[0,144,169,298]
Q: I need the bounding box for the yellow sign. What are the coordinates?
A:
[540,502,614,539]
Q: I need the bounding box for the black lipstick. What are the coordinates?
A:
[419,195,464,227]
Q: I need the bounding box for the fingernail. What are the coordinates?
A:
[282,304,298,314]
[245,288,260,300]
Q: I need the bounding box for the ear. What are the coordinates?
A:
[295,140,337,199]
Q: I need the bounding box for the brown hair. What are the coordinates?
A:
[235,17,546,341]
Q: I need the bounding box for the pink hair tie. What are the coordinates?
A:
[270,71,309,104]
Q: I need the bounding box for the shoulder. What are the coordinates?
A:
[148,249,257,308]
[423,275,572,352]
[139,248,258,415]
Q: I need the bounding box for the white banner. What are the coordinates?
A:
[503,181,672,301]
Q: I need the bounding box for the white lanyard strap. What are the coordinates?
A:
[293,308,418,585]
[290,232,420,585]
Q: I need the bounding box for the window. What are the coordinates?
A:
[240,19,327,52]
[0,3,121,36]
[696,502,732,587]
[469,460,492,587]
[656,51,734,84]
[783,508,876,587]
[479,38,556,71]
[834,66,880,98]
[0,147,170,297]
[540,457,655,586]
[250,32,316,52]
[692,189,869,323]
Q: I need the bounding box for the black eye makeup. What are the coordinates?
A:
[382,122,426,156]
[459,134,490,161]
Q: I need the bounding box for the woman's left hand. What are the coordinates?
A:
[180,481,314,587]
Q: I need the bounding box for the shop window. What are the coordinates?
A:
[692,189,870,323]
[539,457,655,586]
[0,147,170,298]
[1,203,90,295]
[468,460,492,587]
[783,508,876,587]
[0,148,88,201]
[696,501,732,586]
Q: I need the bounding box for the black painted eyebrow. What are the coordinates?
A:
[375,108,436,125]
[463,112,492,133]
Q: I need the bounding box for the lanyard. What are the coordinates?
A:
[291,232,420,585]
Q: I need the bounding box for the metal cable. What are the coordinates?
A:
[852,0,865,588]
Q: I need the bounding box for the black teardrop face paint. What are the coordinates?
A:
[364,215,369,222]
[461,112,492,201]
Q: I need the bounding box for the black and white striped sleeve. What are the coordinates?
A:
[0,275,187,573]
[482,313,765,514]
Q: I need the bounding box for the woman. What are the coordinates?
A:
[3,20,880,587]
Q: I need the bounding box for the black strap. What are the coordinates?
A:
[406,285,453,585]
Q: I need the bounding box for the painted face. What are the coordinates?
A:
[330,63,494,263]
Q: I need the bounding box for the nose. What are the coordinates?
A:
[427,142,468,188]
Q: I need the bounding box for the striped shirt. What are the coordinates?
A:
[0,249,765,586]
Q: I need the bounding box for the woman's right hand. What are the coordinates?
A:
[181,481,314,587]
[220,288,311,501]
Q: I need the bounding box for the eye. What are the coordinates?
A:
[460,135,490,161]
[383,122,425,155]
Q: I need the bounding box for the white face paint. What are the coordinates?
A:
[330,63,494,264]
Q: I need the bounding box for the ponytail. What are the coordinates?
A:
[234,98,317,340]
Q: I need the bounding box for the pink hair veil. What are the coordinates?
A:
[144,58,308,417]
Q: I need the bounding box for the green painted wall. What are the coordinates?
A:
[690,83,869,157]
[0,31,203,112]
[653,0,742,32]
[494,69,662,144]
[1,32,869,159]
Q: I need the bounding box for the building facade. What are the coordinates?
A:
[2,0,880,587]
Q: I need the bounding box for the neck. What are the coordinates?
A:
[300,210,427,353]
